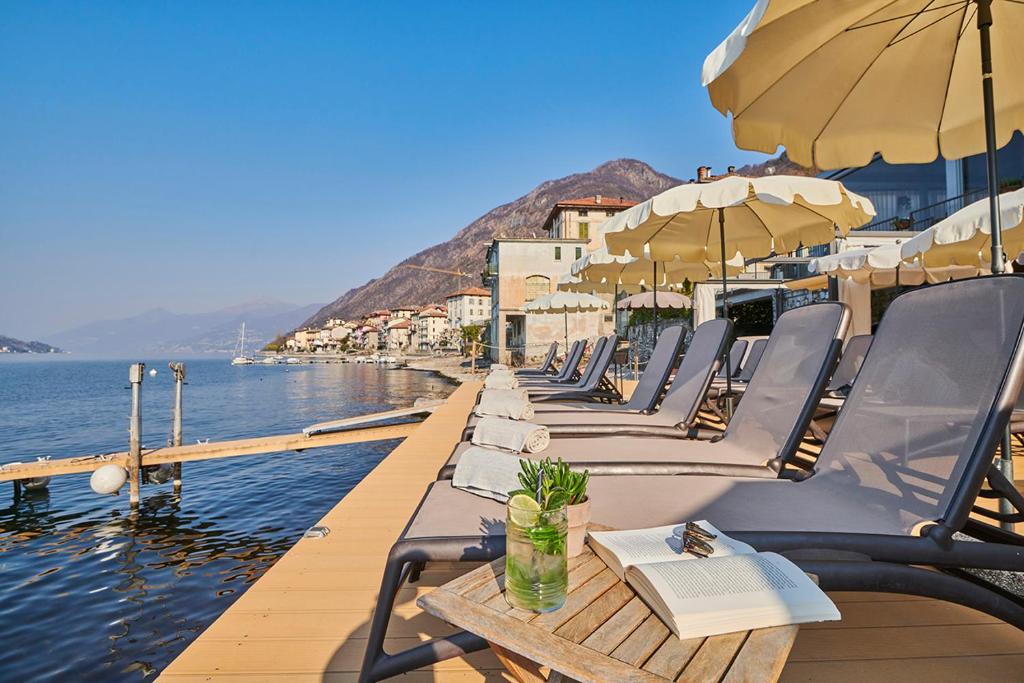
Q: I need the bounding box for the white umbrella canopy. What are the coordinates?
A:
[525,291,610,351]
[810,243,984,287]
[618,291,692,310]
[900,186,1024,267]
[602,175,875,263]
[572,244,745,287]
[703,0,1024,169]
[524,291,609,313]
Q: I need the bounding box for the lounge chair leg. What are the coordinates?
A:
[798,560,1024,629]
[360,545,415,682]
[408,560,426,583]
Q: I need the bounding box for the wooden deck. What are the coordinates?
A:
[159,382,1024,683]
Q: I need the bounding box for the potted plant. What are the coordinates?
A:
[510,458,591,557]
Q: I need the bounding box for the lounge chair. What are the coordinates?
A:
[462,322,723,443]
[445,302,847,479]
[716,338,749,380]
[705,337,768,400]
[359,276,1024,682]
[514,341,559,376]
[514,339,585,386]
[516,324,687,414]
[524,335,621,403]
[824,333,872,398]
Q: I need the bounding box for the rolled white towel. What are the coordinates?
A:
[484,373,518,390]
[472,416,550,453]
[490,363,509,371]
[475,390,535,420]
[481,387,529,401]
[452,447,524,502]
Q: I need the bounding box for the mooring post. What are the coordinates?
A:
[128,363,145,507]
[471,341,477,374]
[169,362,185,493]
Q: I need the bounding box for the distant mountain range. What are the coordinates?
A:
[45,300,322,356]
[304,155,808,326]
[0,335,63,354]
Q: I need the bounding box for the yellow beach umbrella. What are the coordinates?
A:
[810,243,984,287]
[524,291,609,350]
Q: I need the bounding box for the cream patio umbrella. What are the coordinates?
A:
[571,244,744,333]
[703,0,1024,275]
[524,291,610,351]
[809,244,985,287]
[603,174,875,394]
[617,291,692,311]
[900,186,1024,267]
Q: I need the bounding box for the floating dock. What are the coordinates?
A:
[159,381,1024,682]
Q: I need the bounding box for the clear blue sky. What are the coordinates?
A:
[0,1,769,338]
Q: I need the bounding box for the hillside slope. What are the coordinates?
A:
[304,159,682,324]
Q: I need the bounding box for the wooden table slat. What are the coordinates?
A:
[677,632,748,683]
[722,626,797,683]
[644,635,706,680]
[554,582,635,644]
[581,596,652,654]
[611,613,671,668]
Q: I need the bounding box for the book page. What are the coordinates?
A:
[589,521,755,572]
[629,552,840,639]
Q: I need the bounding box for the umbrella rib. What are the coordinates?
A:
[935,3,972,150]
[888,2,970,47]
[806,5,934,166]
[733,0,901,119]
[847,0,966,31]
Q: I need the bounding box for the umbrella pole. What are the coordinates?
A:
[977,0,1014,529]
[564,310,569,352]
[718,208,733,415]
[652,262,659,339]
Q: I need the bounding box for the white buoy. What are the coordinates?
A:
[90,463,128,495]
[149,368,157,377]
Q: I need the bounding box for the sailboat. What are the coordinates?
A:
[231,323,255,365]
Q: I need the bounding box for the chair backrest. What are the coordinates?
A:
[807,276,1024,536]
[721,302,849,465]
[735,338,769,383]
[826,334,872,393]
[716,339,749,379]
[622,325,687,412]
[657,319,733,424]
[576,335,617,390]
[554,340,584,381]
[538,342,559,373]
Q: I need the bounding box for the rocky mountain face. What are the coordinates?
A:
[304,159,683,325]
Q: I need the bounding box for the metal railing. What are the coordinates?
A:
[857,188,987,233]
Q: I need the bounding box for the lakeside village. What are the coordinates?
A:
[267,157,992,369]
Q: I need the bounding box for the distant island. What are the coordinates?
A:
[0,335,64,354]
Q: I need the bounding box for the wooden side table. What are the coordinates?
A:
[418,545,799,682]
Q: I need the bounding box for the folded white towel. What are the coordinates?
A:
[472,416,550,453]
[484,373,518,390]
[482,387,529,401]
[490,363,509,371]
[452,447,524,502]
[475,390,535,420]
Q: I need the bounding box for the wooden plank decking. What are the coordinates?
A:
[159,381,1024,683]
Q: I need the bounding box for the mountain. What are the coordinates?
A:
[0,335,63,354]
[304,159,683,325]
[47,301,322,356]
[733,151,816,178]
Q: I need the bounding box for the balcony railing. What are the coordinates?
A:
[857,188,988,233]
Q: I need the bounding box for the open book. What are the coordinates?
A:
[589,522,840,640]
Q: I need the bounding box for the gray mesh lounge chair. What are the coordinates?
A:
[359,276,1024,682]
[462,322,724,444]
[515,339,584,386]
[716,338,748,380]
[513,324,687,415]
[445,302,848,480]
[523,335,620,402]
[825,333,872,398]
[706,337,769,400]
[514,341,559,376]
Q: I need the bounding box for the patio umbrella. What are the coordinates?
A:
[572,244,743,333]
[524,291,609,351]
[900,186,1024,267]
[603,175,875,395]
[809,244,984,287]
[617,291,692,310]
[703,0,1024,274]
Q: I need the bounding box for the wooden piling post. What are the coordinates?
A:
[128,363,144,506]
[471,341,477,374]
[169,362,185,493]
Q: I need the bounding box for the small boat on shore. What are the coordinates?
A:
[231,323,255,365]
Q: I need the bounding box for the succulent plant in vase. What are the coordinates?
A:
[510,458,591,557]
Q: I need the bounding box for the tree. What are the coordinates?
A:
[460,324,483,356]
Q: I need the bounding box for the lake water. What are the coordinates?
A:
[0,357,454,681]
